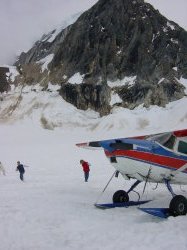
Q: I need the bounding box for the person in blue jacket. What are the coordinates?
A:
[16,161,25,181]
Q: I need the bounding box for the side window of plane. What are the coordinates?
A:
[178,141,187,155]
[110,157,117,163]
[163,135,176,149]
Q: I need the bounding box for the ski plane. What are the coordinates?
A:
[76,129,187,218]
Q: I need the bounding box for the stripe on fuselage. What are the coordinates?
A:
[105,150,187,173]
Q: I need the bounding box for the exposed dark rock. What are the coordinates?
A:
[49,0,187,82]
[117,79,185,109]
[59,83,111,115]
[0,67,10,93]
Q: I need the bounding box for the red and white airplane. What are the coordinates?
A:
[76,129,187,218]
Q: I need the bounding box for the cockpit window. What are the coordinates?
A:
[163,135,176,149]
[178,141,187,155]
[151,133,175,149]
[151,133,172,145]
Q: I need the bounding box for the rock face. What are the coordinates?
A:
[14,0,187,115]
[59,83,111,115]
[0,67,10,93]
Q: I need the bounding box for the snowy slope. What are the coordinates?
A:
[0,82,187,136]
[0,94,187,249]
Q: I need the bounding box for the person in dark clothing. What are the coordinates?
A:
[16,161,25,181]
[80,159,90,182]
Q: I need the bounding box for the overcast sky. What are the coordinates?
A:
[0,0,186,65]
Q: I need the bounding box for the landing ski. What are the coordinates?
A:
[95,200,151,209]
[138,207,171,219]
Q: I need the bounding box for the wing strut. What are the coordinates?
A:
[142,167,152,196]
[94,171,117,205]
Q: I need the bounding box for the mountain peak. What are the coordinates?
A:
[13,0,187,115]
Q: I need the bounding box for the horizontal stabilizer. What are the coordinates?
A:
[138,207,170,218]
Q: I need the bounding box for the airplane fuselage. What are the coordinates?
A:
[104,140,187,184]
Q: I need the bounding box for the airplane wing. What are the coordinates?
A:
[76,137,154,152]
[76,141,103,150]
[76,132,154,150]
[173,129,187,137]
[76,128,187,152]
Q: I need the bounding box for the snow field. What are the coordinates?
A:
[0,123,187,250]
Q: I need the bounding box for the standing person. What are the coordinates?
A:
[16,161,25,181]
[0,161,6,175]
[80,159,90,182]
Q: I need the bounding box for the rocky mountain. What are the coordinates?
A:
[11,0,187,115]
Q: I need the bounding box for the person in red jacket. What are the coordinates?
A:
[80,159,90,182]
